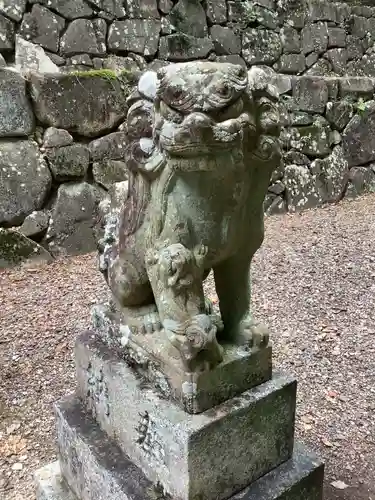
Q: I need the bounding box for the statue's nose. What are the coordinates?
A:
[183,112,213,128]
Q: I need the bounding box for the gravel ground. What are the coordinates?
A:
[1,194,375,500]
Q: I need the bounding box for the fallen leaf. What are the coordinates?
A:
[331,480,349,490]
[55,341,68,353]
[11,462,23,471]
[0,435,28,457]
[327,390,338,398]
[302,423,312,431]
[322,438,333,447]
[6,422,21,435]
[301,414,313,423]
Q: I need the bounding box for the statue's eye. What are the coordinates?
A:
[218,84,232,98]
[237,67,246,79]
[172,88,183,100]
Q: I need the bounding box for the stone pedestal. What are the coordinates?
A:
[35,313,324,500]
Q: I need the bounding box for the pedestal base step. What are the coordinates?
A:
[36,452,324,500]
[36,395,324,500]
[75,332,296,500]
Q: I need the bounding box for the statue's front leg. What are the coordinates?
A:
[146,242,223,372]
[213,247,269,349]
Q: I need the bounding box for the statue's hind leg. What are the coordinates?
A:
[107,254,162,334]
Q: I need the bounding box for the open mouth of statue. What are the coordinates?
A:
[158,110,251,156]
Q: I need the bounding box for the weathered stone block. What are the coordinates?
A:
[35,462,76,500]
[301,22,328,55]
[289,111,314,126]
[326,101,353,131]
[305,52,318,68]
[74,332,295,500]
[19,4,65,54]
[43,127,73,148]
[36,398,321,500]
[89,132,127,161]
[346,35,365,61]
[211,25,241,55]
[0,69,34,137]
[216,54,247,67]
[83,311,272,413]
[350,15,369,39]
[45,144,90,181]
[127,0,160,19]
[108,20,160,56]
[308,0,342,23]
[284,151,311,167]
[342,101,375,167]
[30,73,131,137]
[347,55,375,78]
[292,77,328,113]
[270,73,292,94]
[282,7,306,30]
[328,27,346,48]
[19,210,49,238]
[40,450,324,500]
[284,164,322,212]
[44,182,103,256]
[311,145,349,202]
[35,420,324,500]
[60,19,106,56]
[35,0,93,20]
[102,54,140,74]
[264,194,286,216]
[339,77,374,99]
[0,140,51,226]
[167,0,207,38]
[87,0,126,18]
[0,228,53,269]
[206,0,227,24]
[242,29,282,65]
[228,1,277,29]
[93,160,128,189]
[305,58,332,76]
[159,34,214,61]
[275,54,305,74]
[15,36,60,76]
[280,26,300,54]
[0,0,26,22]
[352,5,374,18]
[324,48,348,75]
[289,122,331,157]
[233,442,324,499]
[347,165,375,197]
[0,13,14,51]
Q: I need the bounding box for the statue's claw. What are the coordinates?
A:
[138,311,162,334]
[235,319,270,349]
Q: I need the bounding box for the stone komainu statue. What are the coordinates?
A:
[98,62,281,373]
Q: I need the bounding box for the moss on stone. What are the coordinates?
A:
[355,97,367,114]
[70,68,138,85]
[71,69,118,80]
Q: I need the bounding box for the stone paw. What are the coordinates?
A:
[137,311,162,334]
[237,320,270,349]
[131,311,162,335]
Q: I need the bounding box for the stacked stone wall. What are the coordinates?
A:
[2,0,375,262]
[2,0,375,76]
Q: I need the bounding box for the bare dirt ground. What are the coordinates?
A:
[1,194,375,500]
